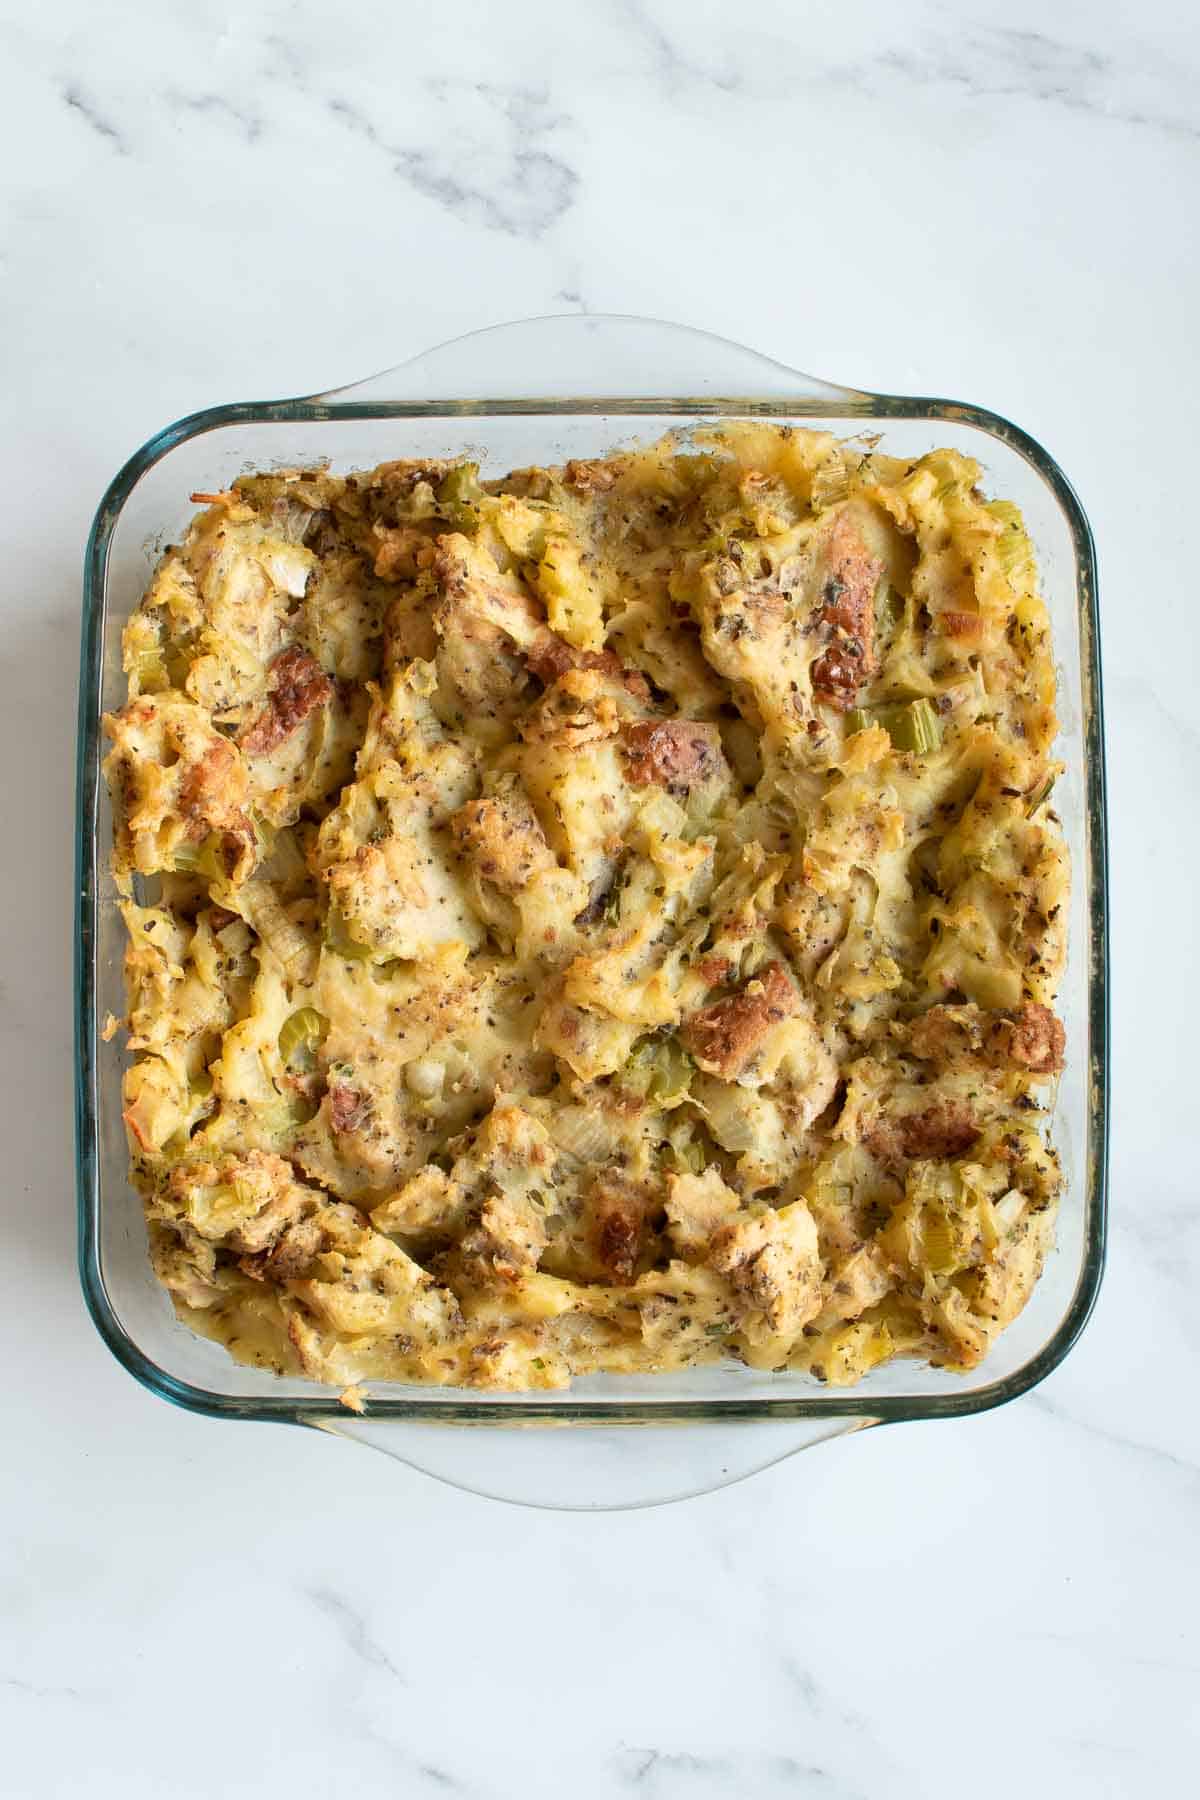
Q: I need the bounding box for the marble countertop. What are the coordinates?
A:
[2,0,1196,1793]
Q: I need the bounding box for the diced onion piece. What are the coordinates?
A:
[550,1105,616,1164]
[405,1057,445,1100]
[698,1083,761,1153]
[437,461,483,530]
[278,1007,329,1069]
[994,1189,1026,1232]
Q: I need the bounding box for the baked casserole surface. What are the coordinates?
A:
[102,425,1067,1391]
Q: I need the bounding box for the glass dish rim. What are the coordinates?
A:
[75,331,1109,1429]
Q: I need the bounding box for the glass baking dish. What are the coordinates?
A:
[75,315,1109,1508]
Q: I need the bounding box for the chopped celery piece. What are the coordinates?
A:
[874,583,904,636]
[922,1216,960,1273]
[170,842,201,873]
[1026,774,1057,817]
[664,1138,706,1175]
[886,697,941,753]
[986,500,1035,585]
[824,1317,894,1382]
[324,907,373,961]
[278,1007,329,1069]
[165,647,193,688]
[132,649,168,692]
[438,461,483,530]
[650,1039,694,1105]
[171,834,224,879]
[810,452,851,510]
[846,699,940,753]
[250,811,275,856]
[159,1128,192,1163]
[623,1036,694,1108]
[602,879,623,927]
[188,1070,214,1099]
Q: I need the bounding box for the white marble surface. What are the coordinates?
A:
[1,0,1196,1792]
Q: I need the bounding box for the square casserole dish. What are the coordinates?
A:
[75,315,1109,1508]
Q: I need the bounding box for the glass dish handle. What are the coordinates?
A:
[307,1413,880,1511]
[309,313,865,408]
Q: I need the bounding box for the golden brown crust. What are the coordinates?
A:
[589,1172,649,1283]
[329,1081,368,1136]
[563,457,620,493]
[622,719,720,792]
[451,794,554,893]
[696,953,738,989]
[175,738,256,859]
[679,962,800,1079]
[938,609,984,640]
[907,1001,1065,1076]
[810,512,883,710]
[866,1097,981,1165]
[709,1201,821,1336]
[372,524,432,582]
[525,631,650,700]
[1001,1002,1066,1075]
[239,647,333,755]
[239,1215,323,1283]
[905,1004,986,1066]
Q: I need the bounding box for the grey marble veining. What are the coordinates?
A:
[306,1586,408,1682]
[612,1746,869,1798]
[61,82,128,154]
[324,82,580,240]
[166,87,265,145]
[834,26,1200,141]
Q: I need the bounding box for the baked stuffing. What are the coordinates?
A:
[102,425,1067,1390]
